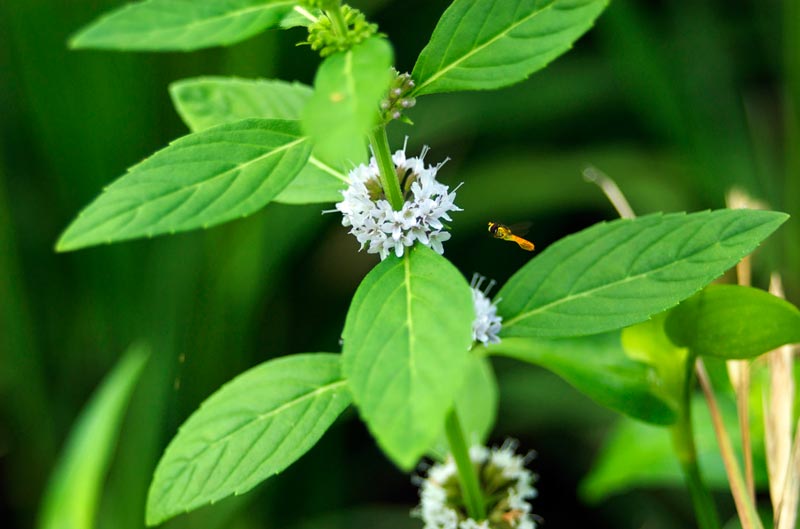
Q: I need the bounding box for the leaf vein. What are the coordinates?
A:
[503,217,770,329]
[417,0,557,92]
[78,136,305,238]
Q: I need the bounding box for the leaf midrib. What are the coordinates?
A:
[502,224,759,330]
[92,0,294,36]
[415,0,558,93]
[174,379,346,467]
[152,378,347,516]
[343,47,359,115]
[71,136,306,233]
[404,254,418,401]
[308,156,348,183]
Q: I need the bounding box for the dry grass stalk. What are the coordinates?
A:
[725,187,764,502]
[696,358,765,529]
[775,418,800,529]
[729,259,753,501]
[733,357,755,502]
[765,274,796,523]
[582,166,636,219]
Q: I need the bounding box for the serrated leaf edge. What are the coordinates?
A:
[415,1,559,94]
[70,0,296,50]
[146,378,348,524]
[56,133,308,251]
[501,211,786,331]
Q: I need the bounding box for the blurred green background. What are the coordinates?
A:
[1,0,797,528]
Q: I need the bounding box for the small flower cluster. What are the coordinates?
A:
[335,142,461,259]
[414,440,538,529]
[304,4,378,57]
[381,69,417,123]
[471,274,502,346]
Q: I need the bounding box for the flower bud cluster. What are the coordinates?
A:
[381,69,417,122]
[415,441,538,529]
[305,4,378,57]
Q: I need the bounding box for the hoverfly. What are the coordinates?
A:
[487,221,535,251]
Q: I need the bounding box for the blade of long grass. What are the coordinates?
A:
[37,345,149,529]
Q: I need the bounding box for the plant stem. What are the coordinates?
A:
[444,409,486,521]
[673,422,722,529]
[368,126,404,210]
[326,4,349,38]
[671,356,722,529]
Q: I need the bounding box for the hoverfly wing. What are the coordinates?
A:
[507,221,532,237]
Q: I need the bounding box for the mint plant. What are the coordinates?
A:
[54,1,798,528]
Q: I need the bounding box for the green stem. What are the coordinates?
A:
[368,126,404,210]
[671,358,721,529]
[444,409,486,521]
[326,4,349,38]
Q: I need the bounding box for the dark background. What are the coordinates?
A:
[1,0,797,528]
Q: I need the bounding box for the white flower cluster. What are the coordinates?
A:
[414,441,538,529]
[335,142,461,260]
[471,275,502,346]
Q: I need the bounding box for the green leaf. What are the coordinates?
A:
[56,119,311,252]
[341,245,474,470]
[412,0,609,96]
[279,6,320,28]
[170,77,313,132]
[146,353,350,526]
[269,160,347,204]
[70,0,295,51]
[666,284,800,359]
[581,417,683,502]
[453,355,498,444]
[581,394,768,502]
[302,37,394,167]
[487,333,678,424]
[497,210,789,337]
[169,77,347,204]
[430,354,499,458]
[621,313,688,405]
[38,344,149,529]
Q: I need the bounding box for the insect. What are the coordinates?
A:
[487,221,535,251]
